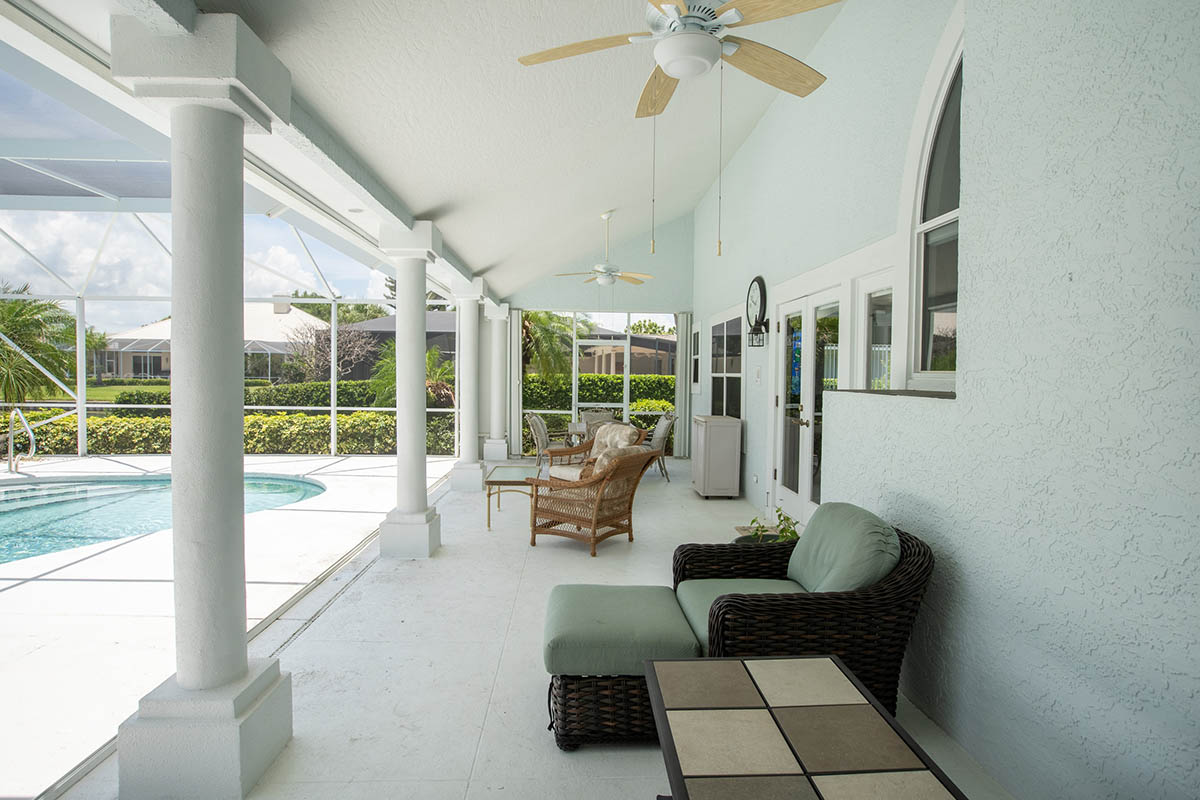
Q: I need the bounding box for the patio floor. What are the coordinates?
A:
[0,454,454,799]
[51,459,1012,800]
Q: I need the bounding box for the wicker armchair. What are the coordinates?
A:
[526,448,660,556]
[525,412,565,469]
[545,424,647,474]
[671,530,934,714]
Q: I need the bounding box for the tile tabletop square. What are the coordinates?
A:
[684,775,819,800]
[744,657,868,707]
[654,660,765,709]
[813,770,959,800]
[774,705,925,774]
[665,709,803,777]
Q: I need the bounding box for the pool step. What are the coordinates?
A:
[0,483,162,513]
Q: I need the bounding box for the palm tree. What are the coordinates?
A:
[520,311,574,376]
[370,341,456,408]
[0,283,73,404]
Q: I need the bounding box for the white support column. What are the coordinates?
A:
[75,297,87,456]
[483,303,509,462]
[378,222,442,557]
[450,294,484,490]
[111,14,293,800]
[330,299,338,454]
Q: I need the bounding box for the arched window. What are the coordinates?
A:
[916,62,961,373]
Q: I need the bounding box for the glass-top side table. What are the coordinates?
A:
[483,464,540,530]
[645,654,967,800]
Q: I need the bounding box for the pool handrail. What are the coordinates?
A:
[7,408,35,473]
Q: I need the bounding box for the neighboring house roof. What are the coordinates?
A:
[343,310,455,334]
[107,302,329,354]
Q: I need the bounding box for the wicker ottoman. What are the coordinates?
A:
[543,584,701,751]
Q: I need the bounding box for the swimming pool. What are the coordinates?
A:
[0,476,325,564]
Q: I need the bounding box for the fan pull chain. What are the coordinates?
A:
[650,114,657,255]
[717,60,724,257]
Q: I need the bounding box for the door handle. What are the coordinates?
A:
[798,418,810,427]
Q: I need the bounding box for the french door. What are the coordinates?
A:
[773,288,841,523]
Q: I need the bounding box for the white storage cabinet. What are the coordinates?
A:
[690,415,741,498]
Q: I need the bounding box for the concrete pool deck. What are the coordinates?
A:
[0,453,454,799]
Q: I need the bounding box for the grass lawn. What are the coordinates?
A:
[43,386,171,403]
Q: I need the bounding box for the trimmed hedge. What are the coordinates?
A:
[9,411,455,456]
[86,378,269,387]
[522,373,675,409]
[111,380,384,416]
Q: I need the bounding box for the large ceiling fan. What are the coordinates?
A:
[518,0,837,117]
[556,212,655,286]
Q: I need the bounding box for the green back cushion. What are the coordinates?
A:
[787,503,901,592]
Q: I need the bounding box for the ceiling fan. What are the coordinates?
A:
[518,0,837,117]
[556,212,655,286]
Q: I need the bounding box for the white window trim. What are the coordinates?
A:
[896,1,964,393]
[851,269,898,391]
[708,304,745,419]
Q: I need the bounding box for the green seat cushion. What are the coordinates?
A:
[787,502,901,592]
[675,578,805,655]
[544,584,700,675]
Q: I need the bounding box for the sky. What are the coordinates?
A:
[0,210,392,334]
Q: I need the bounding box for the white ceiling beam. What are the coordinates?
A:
[0,195,171,212]
[114,0,196,35]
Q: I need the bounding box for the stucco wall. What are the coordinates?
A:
[691,0,960,508]
[820,2,1200,799]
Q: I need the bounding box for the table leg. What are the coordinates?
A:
[486,486,492,530]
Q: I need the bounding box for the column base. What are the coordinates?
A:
[379,506,441,558]
[118,658,292,800]
[450,459,485,492]
[483,438,508,462]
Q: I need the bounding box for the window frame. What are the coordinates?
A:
[852,269,897,391]
[907,49,963,393]
[708,307,744,419]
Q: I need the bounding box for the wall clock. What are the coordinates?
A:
[746,276,767,346]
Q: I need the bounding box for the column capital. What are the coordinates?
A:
[381,221,443,264]
[485,302,510,321]
[111,14,291,134]
[452,277,487,304]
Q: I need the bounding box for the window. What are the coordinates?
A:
[691,330,700,391]
[710,317,742,418]
[867,291,892,389]
[916,62,961,373]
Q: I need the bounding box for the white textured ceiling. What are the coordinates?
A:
[34,0,841,297]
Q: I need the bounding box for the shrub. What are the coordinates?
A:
[87,377,170,387]
[14,411,453,456]
[111,389,172,416]
[521,373,675,409]
[244,380,378,409]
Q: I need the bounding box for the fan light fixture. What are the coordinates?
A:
[654,31,721,79]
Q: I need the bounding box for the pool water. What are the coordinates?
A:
[0,476,324,564]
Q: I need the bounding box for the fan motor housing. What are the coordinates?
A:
[654,31,721,79]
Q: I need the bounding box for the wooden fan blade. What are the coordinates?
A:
[716,0,840,28]
[617,275,645,285]
[620,272,655,280]
[722,36,826,97]
[518,33,643,66]
[584,276,599,283]
[556,272,596,277]
[635,66,680,118]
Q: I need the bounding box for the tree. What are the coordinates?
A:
[289,290,389,326]
[628,319,676,336]
[383,277,446,311]
[0,283,73,404]
[369,341,456,408]
[86,327,108,379]
[521,311,574,376]
[280,322,379,383]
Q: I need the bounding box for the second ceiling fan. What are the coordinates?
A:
[518,0,838,117]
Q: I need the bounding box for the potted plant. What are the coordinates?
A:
[733,507,800,543]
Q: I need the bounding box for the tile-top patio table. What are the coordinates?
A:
[645,655,967,800]
[484,464,540,530]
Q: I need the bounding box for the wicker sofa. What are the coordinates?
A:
[543,505,935,750]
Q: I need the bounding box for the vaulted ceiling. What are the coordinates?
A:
[28,0,841,297]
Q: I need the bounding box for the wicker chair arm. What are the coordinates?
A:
[672,540,797,588]
[526,473,604,491]
[546,440,594,465]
